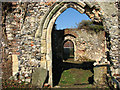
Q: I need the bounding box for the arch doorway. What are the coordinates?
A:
[63,40,74,61]
[36,2,108,87]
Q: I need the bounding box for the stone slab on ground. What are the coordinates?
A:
[32,67,48,88]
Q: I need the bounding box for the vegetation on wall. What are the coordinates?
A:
[76,20,104,33]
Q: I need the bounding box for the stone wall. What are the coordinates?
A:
[2,2,53,83]
[53,28,106,62]
[1,1,119,88]
[0,2,2,89]
[98,2,119,85]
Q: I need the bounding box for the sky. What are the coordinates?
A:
[55,8,91,30]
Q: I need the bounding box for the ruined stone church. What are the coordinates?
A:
[0,0,119,88]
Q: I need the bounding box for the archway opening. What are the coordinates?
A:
[51,7,96,87]
[63,40,74,61]
[38,1,109,88]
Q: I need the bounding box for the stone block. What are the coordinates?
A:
[41,46,47,54]
[47,60,52,71]
[32,67,48,88]
[7,33,13,40]
[12,54,19,76]
[30,17,35,22]
[25,78,31,83]
[41,40,47,53]
[41,30,47,40]
[76,6,85,14]
[94,65,107,85]
[78,2,86,8]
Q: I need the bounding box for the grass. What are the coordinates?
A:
[59,70,76,85]
[58,68,93,88]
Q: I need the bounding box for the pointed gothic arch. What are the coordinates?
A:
[35,2,107,86]
[63,35,77,61]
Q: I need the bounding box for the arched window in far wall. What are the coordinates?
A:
[63,40,74,61]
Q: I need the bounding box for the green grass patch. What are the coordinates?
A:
[59,70,76,85]
[58,68,93,86]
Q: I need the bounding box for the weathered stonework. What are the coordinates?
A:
[52,28,106,62]
[1,1,119,88]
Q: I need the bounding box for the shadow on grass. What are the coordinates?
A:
[52,60,94,86]
[74,83,89,85]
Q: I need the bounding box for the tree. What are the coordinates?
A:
[77,20,92,29]
[76,20,104,32]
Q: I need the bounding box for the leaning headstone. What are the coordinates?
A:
[32,67,48,88]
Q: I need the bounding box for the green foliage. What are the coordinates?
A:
[89,24,104,32]
[59,69,76,85]
[59,68,93,86]
[77,20,92,28]
[76,20,104,33]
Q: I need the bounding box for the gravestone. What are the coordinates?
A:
[32,67,48,88]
